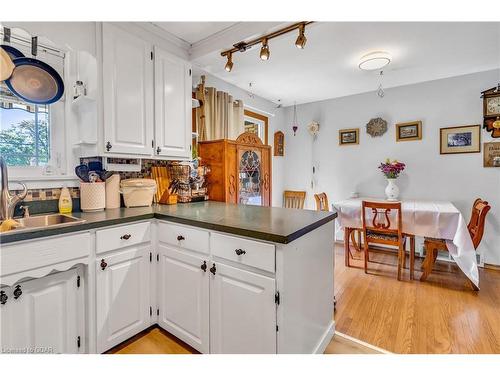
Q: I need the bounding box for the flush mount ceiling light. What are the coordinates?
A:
[358,51,392,71]
[221,22,312,72]
[260,38,270,60]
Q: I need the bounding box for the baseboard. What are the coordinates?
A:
[484,263,500,271]
[334,331,391,354]
[313,320,335,354]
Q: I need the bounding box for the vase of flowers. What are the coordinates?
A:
[378,159,406,201]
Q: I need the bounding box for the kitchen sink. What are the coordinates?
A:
[6,214,86,233]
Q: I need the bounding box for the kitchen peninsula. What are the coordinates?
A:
[0,202,336,354]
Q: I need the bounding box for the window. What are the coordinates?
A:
[0,84,51,167]
[243,110,268,145]
[0,31,66,180]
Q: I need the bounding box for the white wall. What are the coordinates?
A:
[192,70,286,206]
[282,70,500,265]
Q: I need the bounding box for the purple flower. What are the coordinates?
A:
[378,159,406,179]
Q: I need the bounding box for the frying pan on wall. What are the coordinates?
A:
[0,45,25,59]
[3,37,64,105]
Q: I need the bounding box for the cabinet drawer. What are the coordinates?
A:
[96,222,151,254]
[1,233,90,278]
[210,233,275,273]
[157,222,209,254]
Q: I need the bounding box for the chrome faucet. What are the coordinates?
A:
[0,156,28,221]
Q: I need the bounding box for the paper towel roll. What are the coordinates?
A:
[105,174,121,209]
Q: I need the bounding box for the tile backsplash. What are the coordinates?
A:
[9,187,80,202]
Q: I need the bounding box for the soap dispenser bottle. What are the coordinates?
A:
[59,185,73,214]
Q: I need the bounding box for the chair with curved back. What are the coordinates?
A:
[362,200,415,281]
[421,198,491,289]
[314,192,329,211]
[283,190,306,209]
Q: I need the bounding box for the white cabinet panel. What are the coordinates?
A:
[103,23,154,155]
[157,222,209,254]
[158,245,209,353]
[210,262,276,354]
[154,46,192,159]
[96,245,150,353]
[0,267,84,354]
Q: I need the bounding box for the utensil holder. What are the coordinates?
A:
[80,182,105,212]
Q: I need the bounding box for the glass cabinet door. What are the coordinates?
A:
[238,148,262,206]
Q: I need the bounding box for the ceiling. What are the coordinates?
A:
[157,22,500,106]
[153,22,239,45]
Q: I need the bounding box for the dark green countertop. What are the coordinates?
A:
[0,201,337,245]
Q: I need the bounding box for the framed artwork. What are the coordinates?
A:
[273,131,284,156]
[244,109,268,145]
[484,142,500,167]
[440,125,481,154]
[396,121,422,142]
[339,128,359,146]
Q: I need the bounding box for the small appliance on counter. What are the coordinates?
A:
[120,179,157,208]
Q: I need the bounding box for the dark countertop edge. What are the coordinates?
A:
[1,210,337,246]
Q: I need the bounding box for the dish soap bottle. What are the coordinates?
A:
[59,185,73,214]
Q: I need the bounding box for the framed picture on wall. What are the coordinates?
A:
[484,142,500,167]
[396,121,422,142]
[339,128,359,146]
[440,125,481,154]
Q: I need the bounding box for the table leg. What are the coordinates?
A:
[410,236,415,280]
[420,244,437,281]
[344,227,351,267]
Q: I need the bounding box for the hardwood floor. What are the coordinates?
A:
[107,244,500,355]
[334,244,500,354]
[107,325,382,354]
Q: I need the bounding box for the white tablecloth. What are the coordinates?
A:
[333,198,479,288]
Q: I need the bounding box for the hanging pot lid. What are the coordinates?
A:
[0,45,25,59]
[0,48,15,81]
[4,57,64,104]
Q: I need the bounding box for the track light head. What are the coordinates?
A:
[225,53,233,72]
[295,24,307,49]
[260,39,270,61]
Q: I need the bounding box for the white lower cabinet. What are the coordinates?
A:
[157,244,209,353]
[96,244,151,353]
[209,262,276,354]
[0,267,84,354]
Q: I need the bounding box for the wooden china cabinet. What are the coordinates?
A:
[198,132,272,206]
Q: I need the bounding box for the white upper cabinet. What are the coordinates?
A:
[154,46,192,159]
[102,23,154,156]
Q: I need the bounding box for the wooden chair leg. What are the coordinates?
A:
[363,239,369,274]
[402,240,407,269]
[344,228,350,267]
[420,243,437,281]
[397,242,403,281]
[410,236,415,280]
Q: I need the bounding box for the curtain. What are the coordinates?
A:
[196,82,244,141]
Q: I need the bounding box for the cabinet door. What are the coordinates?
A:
[210,262,276,353]
[157,244,209,353]
[103,23,154,155]
[0,268,84,354]
[96,245,150,353]
[154,46,192,159]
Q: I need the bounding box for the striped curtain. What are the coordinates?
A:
[196,85,244,141]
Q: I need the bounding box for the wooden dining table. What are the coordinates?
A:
[333,197,479,288]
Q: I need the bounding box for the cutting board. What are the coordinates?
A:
[151,166,170,204]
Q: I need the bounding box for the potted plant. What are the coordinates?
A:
[378,159,406,201]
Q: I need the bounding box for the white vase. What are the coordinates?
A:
[385,178,400,201]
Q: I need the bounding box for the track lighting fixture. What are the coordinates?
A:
[295,24,307,49]
[221,21,313,72]
[225,53,233,72]
[260,39,270,61]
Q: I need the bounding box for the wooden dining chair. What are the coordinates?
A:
[283,190,306,209]
[314,192,329,211]
[421,198,491,288]
[361,201,415,281]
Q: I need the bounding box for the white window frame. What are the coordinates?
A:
[1,30,75,188]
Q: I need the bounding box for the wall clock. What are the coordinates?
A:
[366,117,388,137]
[481,86,500,138]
